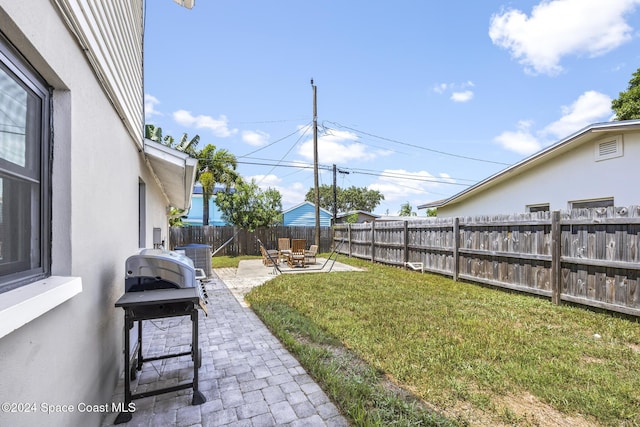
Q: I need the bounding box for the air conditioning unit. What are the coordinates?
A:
[175,244,211,278]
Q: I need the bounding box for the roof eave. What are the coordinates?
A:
[143,139,198,210]
[421,120,640,210]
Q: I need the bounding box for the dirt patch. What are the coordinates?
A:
[321,341,598,426]
[581,355,605,364]
[491,392,597,427]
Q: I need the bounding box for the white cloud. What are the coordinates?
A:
[144,94,162,119]
[298,129,393,164]
[451,90,474,103]
[434,81,475,102]
[369,170,453,200]
[242,130,270,146]
[172,109,238,137]
[494,90,613,155]
[433,83,450,94]
[251,173,281,188]
[494,120,543,155]
[367,170,456,215]
[542,91,612,137]
[489,0,640,75]
[278,181,308,209]
[249,173,306,209]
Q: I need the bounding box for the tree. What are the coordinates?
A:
[216,179,282,231]
[399,202,417,216]
[146,125,201,158]
[168,207,188,227]
[198,145,241,225]
[304,185,384,213]
[174,132,200,157]
[145,124,239,226]
[145,124,174,147]
[344,213,360,224]
[145,125,202,226]
[612,67,640,120]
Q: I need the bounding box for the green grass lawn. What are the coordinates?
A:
[211,254,260,268]
[243,256,640,426]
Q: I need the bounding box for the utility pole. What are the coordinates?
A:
[311,79,320,247]
[333,164,337,224]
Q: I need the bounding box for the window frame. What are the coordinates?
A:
[569,198,614,210]
[0,32,51,293]
[526,204,550,213]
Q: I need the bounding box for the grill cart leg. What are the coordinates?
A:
[136,320,143,371]
[191,309,206,405]
[129,321,143,380]
[115,313,134,424]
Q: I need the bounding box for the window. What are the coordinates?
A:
[570,198,614,210]
[0,34,51,293]
[527,204,549,213]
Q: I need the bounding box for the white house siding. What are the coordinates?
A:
[0,1,168,427]
[437,130,640,218]
[53,0,144,146]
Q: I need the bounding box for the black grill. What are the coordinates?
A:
[114,249,208,424]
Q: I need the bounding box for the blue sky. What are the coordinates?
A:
[144,0,640,215]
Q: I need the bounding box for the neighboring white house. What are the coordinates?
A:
[418,120,640,217]
[0,2,196,426]
[335,210,380,224]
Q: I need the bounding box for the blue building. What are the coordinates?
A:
[184,184,229,226]
[282,201,333,227]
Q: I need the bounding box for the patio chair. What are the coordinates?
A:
[260,246,279,266]
[278,238,291,262]
[305,244,318,264]
[287,239,306,268]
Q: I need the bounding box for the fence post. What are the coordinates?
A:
[453,217,460,281]
[371,221,375,262]
[551,210,561,305]
[403,221,409,265]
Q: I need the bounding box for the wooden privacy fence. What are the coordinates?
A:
[169,225,334,256]
[333,206,640,317]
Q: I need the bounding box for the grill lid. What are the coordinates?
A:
[125,249,196,291]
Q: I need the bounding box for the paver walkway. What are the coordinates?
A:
[102,272,349,427]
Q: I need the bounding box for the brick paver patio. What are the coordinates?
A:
[102,273,348,427]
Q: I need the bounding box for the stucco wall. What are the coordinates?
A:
[438,130,640,218]
[0,2,166,426]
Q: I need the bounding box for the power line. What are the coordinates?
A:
[233,159,469,201]
[350,169,469,186]
[348,166,477,184]
[230,117,308,125]
[236,160,330,171]
[237,122,312,159]
[321,126,412,156]
[235,158,472,187]
[324,121,511,166]
[340,169,452,198]
[254,123,313,186]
